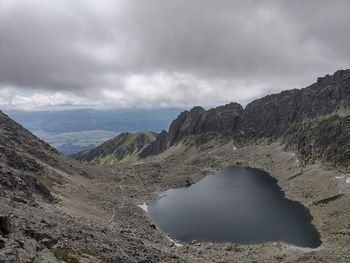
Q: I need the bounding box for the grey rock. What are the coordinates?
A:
[140,130,169,158]
[36,248,59,263]
[40,238,58,248]
[0,216,11,236]
[24,228,57,248]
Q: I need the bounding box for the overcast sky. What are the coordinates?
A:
[0,0,349,110]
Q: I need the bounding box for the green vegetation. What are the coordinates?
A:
[74,131,157,165]
[294,252,316,262]
[79,248,106,262]
[52,248,79,263]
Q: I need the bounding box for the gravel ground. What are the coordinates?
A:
[1,138,349,262]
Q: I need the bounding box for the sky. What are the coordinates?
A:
[0,0,349,110]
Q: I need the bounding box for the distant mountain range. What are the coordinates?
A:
[72,70,350,170]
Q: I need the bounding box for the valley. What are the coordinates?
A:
[33,129,120,155]
[1,70,350,262]
[5,108,183,155]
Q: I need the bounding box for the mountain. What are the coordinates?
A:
[141,69,350,168]
[72,132,158,164]
[0,110,81,203]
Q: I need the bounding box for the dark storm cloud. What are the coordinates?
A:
[121,0,350,80]
[0,0,349,109]
[0,1,117,91]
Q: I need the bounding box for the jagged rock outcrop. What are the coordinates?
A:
[139,130,169,158]
[140,103,242,157]
[141,69,350,168]
[72,132,158,164]
[287,115,350,168]
[167,103,243,146]
[239,69,350,140]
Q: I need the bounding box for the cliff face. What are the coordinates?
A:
[240,69,350,140]
[167,103,243,145]
[141,69,350,168]
[72,132,157,164]
[140,103,243,156]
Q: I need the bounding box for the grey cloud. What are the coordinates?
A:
[0,1,119,91]
[0,0,349,108]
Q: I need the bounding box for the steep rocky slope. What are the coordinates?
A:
[73,131,157,164]
[0,110,71,203]
[142,69,350,168]
[0,113,181,262]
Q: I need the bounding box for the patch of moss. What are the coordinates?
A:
[294,252,315,262]
[98,154,118,165]
[83,131,157,165]
[313,193,345,205]
[119,151,139,163]
[52,248,79,263]
[79,248,106,262]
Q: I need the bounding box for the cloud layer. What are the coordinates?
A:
[0,0,349,109]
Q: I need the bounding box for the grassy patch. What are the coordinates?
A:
[52,248,79,263]
[294,252,315,262]
[313,193,345,205]
[79,248,106,262]
[86,131,157,165]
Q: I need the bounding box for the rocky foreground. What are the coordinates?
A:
[1,136,350,262]
[1,70,350,262]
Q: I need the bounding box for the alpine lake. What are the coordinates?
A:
[148,166,321,248]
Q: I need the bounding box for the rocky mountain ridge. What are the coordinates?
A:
[73,131,157,164]
[141,69,350,168]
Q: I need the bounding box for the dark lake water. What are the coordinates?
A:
[148,166,321,248]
